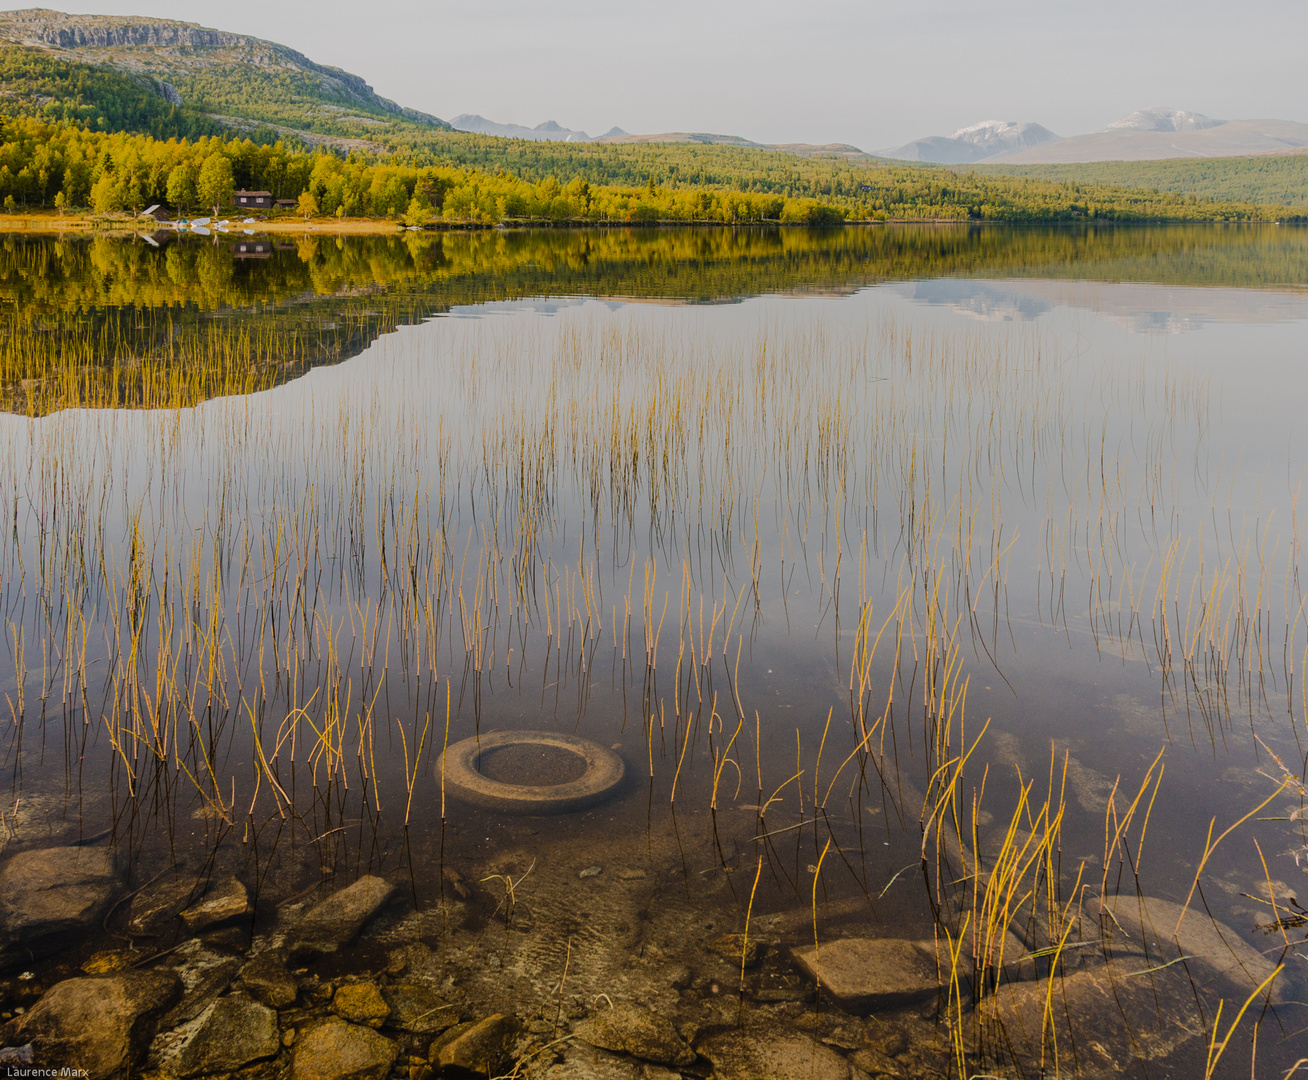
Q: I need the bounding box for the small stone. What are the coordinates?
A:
[283,1028,296,1047]
[874,1031,908,1057]
[382,983,459,1034]
[697,1027,858,1080]
[292,1016,397,1080]
[334,981,390,1028]
[707,933,764,969]
[126,875,202,935]
[0,847,119,961]
[81,949,137,975]
[201,925,249,953]
[791,938,939,1014]
[180,875,249,932]
[616,869,646,881]
[849,1046,904,1077]
[442,868,472,900]
[430,1014,520,1076]
[174,994,280,1077]
[239,950,298,1009]
[573,1002,694,1067]
[579,866,603,879]
[291,875,395,959]
[2,970,180,1080]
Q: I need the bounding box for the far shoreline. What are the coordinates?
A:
[0,211,1294,237]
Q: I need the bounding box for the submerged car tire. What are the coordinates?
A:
[437,730,626,814]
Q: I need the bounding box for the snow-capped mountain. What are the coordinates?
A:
[879,120,1060,163]
[1103,107,1226,133]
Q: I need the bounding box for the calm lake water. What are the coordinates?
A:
[0,224,1305,1077]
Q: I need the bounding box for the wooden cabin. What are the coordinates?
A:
[233,190,274,210]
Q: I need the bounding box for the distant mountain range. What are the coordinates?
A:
[881,107,1308,164]
[451,115,628,142]
[450,115,866,158]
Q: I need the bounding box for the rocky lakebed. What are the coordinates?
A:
[0,784,1291,1080]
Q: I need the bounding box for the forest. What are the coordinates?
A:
[1,115,1304,225]
[969,154,1308,209]
[0,46,227,139]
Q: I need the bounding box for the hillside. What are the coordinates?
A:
[968,154,1308,209]
[0,7,451,148]
[0,43,224,137]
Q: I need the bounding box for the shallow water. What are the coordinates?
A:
[0,224,1306,1077]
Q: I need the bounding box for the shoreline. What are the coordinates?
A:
[0,211,1290,237]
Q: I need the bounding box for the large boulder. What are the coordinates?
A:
[292,1017,397,1080]
[289,875,395,959]
[0,847,118,961]
[1102,895,1287,1001]
[791,938,938,1013]
[173,994,280,1077]
[572,1002,694,1067]
[982,965,1204,1078]
[1,970,180,1080]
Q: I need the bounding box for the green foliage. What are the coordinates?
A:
[0,45,223,140]
[968,155,1308,211]
[0,113,1304,223]
[197,152,235,214]
[415,134,1308,221]
[165,164,196,213]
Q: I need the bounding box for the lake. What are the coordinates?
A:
[0,223,1305,1078]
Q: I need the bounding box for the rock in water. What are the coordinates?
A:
[1103,895,1287,1001]
[239,950,299,1008]
[430,1014,520,1076]
[696,1027,863,1080]
[573,1002,694,1066]
[290,875,395,958]
[983,965,1203,1078]
[381,982,459,1034]
[0,847,118,960]
[333,981,390,1028]
[1,970,180,1080]
[174,994,280,1076]
[127,875,203,935]
[292,1017,397,1080]
[179,875,249,932]
[791,938,939,1013]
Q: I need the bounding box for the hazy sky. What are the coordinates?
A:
[57,0,1308,148]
